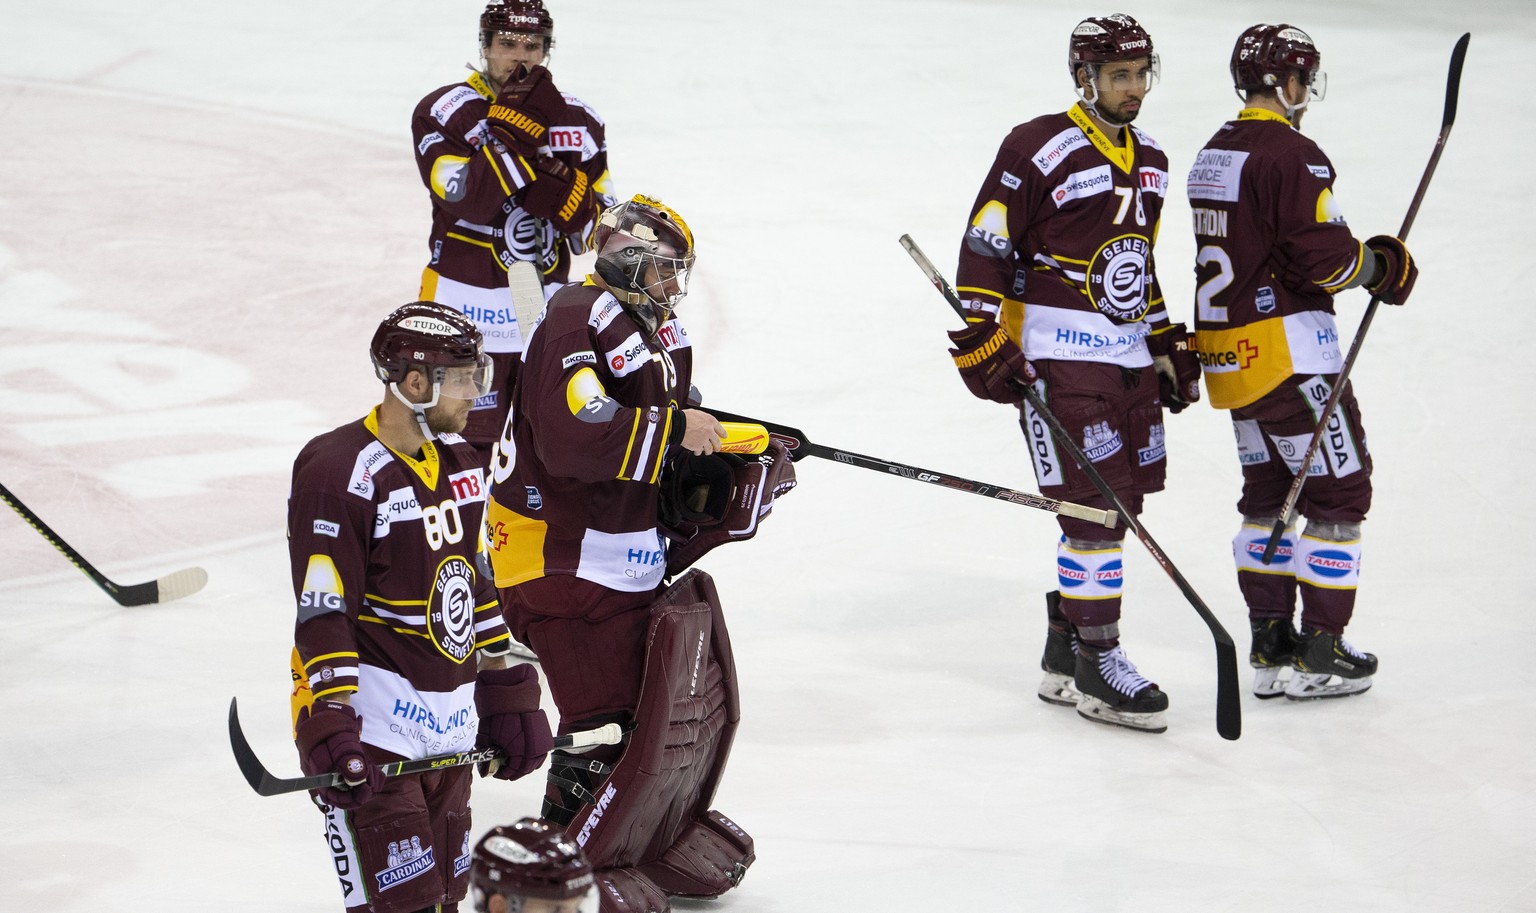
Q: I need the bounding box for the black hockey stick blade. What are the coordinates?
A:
[1258,32,1470,565]
[229,697,623,797]
[1,481,208,606]
[701,407,1116,527]
[899,235,1240,739]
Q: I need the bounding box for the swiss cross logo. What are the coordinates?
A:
[490,521,509,550]
[1238,339,1260,368]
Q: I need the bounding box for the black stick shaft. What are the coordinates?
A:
[1260,32,1470,563]
[1,481,139,604]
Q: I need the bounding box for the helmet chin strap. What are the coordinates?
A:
[389,381,442,442]
[1274,84,1310,121]
[1077,74,1133,129]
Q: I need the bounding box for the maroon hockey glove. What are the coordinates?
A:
[294,701,383,810]
[947,323,1035,405]
[474,664,554,781]
[1364,235,1417,305]
[487,64,566,156]
[520,155,597,235]
[662,440,797,576]
[1147,322,1202,414]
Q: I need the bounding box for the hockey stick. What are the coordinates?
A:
[699,407,1117,528]
[508,259,546,339]
[1,481,208,606]
[228,697,624,797]
[1260,32,1470,564]
[899,234,1240,741]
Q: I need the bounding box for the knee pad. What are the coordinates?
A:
[1234,517,1297,575]
[1297,529,1361,591]
[1057,538,1123,601]
[566,569,752,898]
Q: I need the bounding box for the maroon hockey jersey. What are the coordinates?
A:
[289,410,510,758]
[956,102,1173,367]
[1186,108,1367,409]
[412,71,616,447]
[485,281,693,595]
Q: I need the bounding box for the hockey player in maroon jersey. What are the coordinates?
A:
[412,0,617,463]
[486,195,795,911]
[469,817,597,913]
[288,302,555,913]
[949,14,1200,733]
[1189,25,1417,701]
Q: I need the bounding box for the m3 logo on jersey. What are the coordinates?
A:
[1138,167,1167,195]
[428,556,478,663]
[1088,235,1150,320]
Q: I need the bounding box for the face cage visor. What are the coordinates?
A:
[632,250,695,309]
[429,353,494,401]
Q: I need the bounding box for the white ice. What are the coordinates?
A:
[3,1,1533,910]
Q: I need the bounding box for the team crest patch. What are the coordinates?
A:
[429,555,478,663]
[1088,234,1151,320]
[376,837,436,892]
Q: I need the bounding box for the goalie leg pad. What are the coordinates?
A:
[566,569,751,898]
[593,866,671,913]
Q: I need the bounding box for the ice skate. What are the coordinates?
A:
[1038,591,1082,706]
[1249,618,1299,700]
[1284,628,1376,701]
[1074,645,1168,733]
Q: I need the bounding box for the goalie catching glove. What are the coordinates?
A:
[1148,322,1201,414]
[948,321,1035,405]
[660,439,797,576]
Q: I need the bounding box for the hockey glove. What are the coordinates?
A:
[662,440,797,576]
[947,322,1035,405]
[294,701,383,810]
[474,664,554,781]
[1364,235,1417,305]
[486,64,566,156]
[1147,322,1202,414]
[520,155,597,236]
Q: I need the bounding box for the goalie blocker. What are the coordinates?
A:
[549,569,753,912]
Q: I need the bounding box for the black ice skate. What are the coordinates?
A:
[1074,644,1169,733]
[1284,627,1377,701]
[1249,618,1300,700]
[1038,591,1082,706]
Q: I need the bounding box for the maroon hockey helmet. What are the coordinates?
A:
[370,302,491,398]
[469,818,598,913]
[593,194,697,313]
[480,0,555,49]
[1231,24,1325,97]
[1067,14,1156,77]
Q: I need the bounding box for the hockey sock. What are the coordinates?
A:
[1233,517,1298,621]
[1296,521,1361,635]
[1056,537,1123,647]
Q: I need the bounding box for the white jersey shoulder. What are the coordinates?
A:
[1130,126,1162,151]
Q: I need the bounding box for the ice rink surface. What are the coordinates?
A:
[3,1,1534,910]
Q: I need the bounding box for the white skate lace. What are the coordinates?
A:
[1099,646,1154,697]
[1338,638,1370,661]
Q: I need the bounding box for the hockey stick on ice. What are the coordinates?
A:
[1260,32,1471,565]
[899,234,1240,740]
[0,481,208,607]
[228,697,624,797]
[699,408,1117,528]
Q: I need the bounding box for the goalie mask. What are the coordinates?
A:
[469,818,597,913]
[1230,24,1326,117]
[370,302,493,439]
[593,194,696,333]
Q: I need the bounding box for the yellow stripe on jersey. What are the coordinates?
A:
[1068,104,1134,174]
[618,409,644,481]
[1194,318,1294,410]
[366,408,441,489]
[357,617,432,639]
[480,143,513,197]
[419,267,441,301]
[565,367,607,416]
[466,70,496,100]
[446,232,495,250]
[289,646,314,737]
[1001,300,1025,348]
[484,495,549,587]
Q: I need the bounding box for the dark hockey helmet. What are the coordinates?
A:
[1067,14,1156,77]
[1231,24,1325,97]
[370,302,492,398]
[469,818,598,913]
[593,194,697,313]
[480,0,555,50]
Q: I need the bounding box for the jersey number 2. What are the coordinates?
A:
[1195,244,1234,322]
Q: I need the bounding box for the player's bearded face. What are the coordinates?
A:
[424,396,471,435]
[483,33,547,87]
[1090,57,1153,123]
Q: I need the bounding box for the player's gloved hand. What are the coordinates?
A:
[520,155,596,234]
[661,440,797,576]
[474,664,554,781]
[947,322,1035,405]
[294,700,383,809]
[1148,322,1202,414]
[1364,235,1417,305]
[487,64,566,156]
